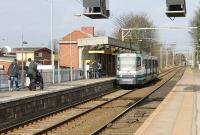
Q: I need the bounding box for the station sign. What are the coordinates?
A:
[88,50,105,54]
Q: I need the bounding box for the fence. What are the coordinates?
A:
[41,69,84,84]
[0,70,9,89]
[0,69,84,90]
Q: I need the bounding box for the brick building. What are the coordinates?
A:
[0,47,52,73]
[0,57,15,74]
[13,47,52,65]
[59,27,94,68]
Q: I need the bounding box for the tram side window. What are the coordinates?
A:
[148,60,151,68]
[136,57,141,70]
[117,57,120,70]
[155,60,158,67]
[145,59,148,69]
[142,59,145,67]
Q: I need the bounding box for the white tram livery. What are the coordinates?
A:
[116,53,159,85]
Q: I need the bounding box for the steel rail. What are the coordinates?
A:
[1,67,178,134]
[0,87,118,134]
[33,67,180,135]
[159,66,179,78]
[33,88,136,135]
[90,67,184,135]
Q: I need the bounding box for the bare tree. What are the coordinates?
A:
[190,8,200,43]
[112,13,157,52]
[47,39,59,53]
[190,8,200,65]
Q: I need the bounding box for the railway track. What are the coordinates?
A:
[91,67,185,135]
[159,66,178,78]
[1,67,181,135]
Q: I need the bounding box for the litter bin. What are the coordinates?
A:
[198,64,200,70]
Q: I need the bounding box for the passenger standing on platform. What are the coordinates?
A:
[92,61,99,78]
[25,58,31,87]
[8,59,19,91]
[89,62,93,78]
[97,61,102,78]
[27,60,37,90]
[85,62,90,79]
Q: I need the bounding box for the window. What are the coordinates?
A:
[0,65,3,70]
[151,60,154,68]
[136,57,141,67]
[148,60,151,69]
[119,56,136,71]
[144,59,149,69]
[155,60,158,67]
[38,52,43,57]
[136,57,141,70]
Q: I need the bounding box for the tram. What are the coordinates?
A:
[116,53,159,86]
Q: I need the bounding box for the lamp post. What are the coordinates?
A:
[21,33,28,89]
[69,14,81,81]
[166,48,168,67]
[69,32,73,81]
[50,0,55,84]
[57,42,61,83]
[172,48,175,66]
[160,46,163,69]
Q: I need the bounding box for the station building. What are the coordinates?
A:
[59,27,94,69]
[59,26,139,77]
[0,56,14,74]
[13,47,52,65]
[0,47,52,73]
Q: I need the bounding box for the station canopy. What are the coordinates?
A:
[78,36,139,54]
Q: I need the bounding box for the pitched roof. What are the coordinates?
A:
[61,30,93,42]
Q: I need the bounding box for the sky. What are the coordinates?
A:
[0,0,199,52]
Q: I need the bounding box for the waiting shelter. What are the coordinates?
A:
[78,36,139,77]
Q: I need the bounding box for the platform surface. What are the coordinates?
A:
[135,68,199,135]
[0,77,114,104]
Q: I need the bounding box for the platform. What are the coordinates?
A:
[0,77,115,130]
[0,77,114,104]
[135,68,199,135]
